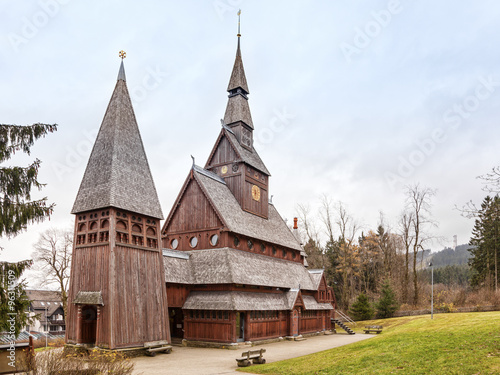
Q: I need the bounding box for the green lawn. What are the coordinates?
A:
[239,312,500,375]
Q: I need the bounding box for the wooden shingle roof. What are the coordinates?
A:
[224,127,269,175]
[308,269,325,290]
[227,39,249,94]
[163,247,316,290]
[183,290,332,311]
[224,93,253,129]
[302,295,334,310]
[71,61,163,219]
[184,291,291,311]
[73,291,104,306]
[193,167,299,250]
[224,39,253,129]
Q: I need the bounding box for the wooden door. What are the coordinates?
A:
[169,308,184,338]
[236,312,245,342]
[81,305,97,344]
[291,309,299,336]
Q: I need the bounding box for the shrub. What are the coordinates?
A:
[32,348,134,375]
[436,302,455,313]
[349,293,374,321]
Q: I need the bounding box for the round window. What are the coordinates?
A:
[234,236,240,247]
[247,240,253,249]
[170,239,178,250]
[210,234,219,246]
[190,237,198,248]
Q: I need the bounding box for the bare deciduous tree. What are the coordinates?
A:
[32,228,72,319]
[399,211,414,304]
[404,184,437,306]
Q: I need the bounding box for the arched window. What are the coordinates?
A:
[116,220,127,231]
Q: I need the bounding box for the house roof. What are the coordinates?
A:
[163,247,316,290]
[224,94,253,129]
[193,168,300,250]
[73,291,104,306]
[224,128,269,175]
[302,295,334,310]
[26,289,61,302]
[204,126,270,176]
[183,291,290,311]
[26,290,63,316]
[308,269,325,290]
[71,61,163,219]
[183,290,332,311]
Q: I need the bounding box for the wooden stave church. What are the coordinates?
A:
[66,35,336,350]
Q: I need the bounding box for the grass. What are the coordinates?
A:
[239,312,500,375]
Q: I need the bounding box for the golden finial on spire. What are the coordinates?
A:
[119,50,126,60]
[237,9,241,37]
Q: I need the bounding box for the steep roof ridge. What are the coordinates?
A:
[193,164,226,184]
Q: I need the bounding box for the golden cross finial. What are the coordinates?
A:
[237,9,241,37]
[119,50,126,60]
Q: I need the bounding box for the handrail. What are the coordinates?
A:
[335,310,356,326]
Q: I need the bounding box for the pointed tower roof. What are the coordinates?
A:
[224,37,253,129]
[71,60,163,219]
[227,39,249,94]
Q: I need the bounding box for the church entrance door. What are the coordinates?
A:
[81,305,97,345]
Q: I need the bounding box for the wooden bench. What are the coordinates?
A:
[364,325,383,334]
[236,348,266,367]
[144,340,172,356]
[145,345,172,356]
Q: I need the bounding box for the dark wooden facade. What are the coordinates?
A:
[205,135,269,219]
[162,170,303,264]
[164,281,334,343]
[66,208,170,349]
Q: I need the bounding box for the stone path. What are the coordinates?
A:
[132,333,374,375]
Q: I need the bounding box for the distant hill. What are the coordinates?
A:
[429,244,473,268]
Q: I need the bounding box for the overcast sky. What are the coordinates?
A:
[1,1,499,275]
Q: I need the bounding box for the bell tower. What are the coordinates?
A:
[66,52,170,349]
[205,16,271,219]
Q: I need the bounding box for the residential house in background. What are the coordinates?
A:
[25,290,65,336]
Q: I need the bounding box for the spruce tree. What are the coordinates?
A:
[469,195,500,289]
[349,293,374,321]
[375,280,399,318]
[0,123,57,236]
[0,122,57,335]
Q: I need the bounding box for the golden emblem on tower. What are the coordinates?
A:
[119,50,126,60]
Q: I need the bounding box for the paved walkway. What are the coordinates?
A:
[132,333,374,375]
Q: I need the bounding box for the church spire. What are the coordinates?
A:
[224,10,254,135]
[117,50,126,81]
[72,53,163,219]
